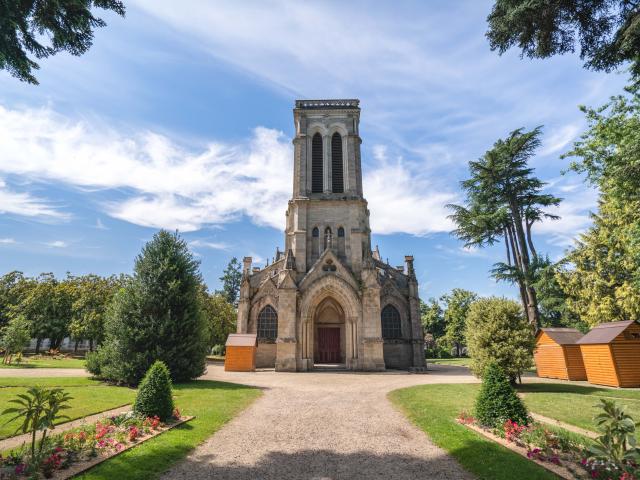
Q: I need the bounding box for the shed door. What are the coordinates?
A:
[316,327,341,363]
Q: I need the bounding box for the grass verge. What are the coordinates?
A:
[389,383,557,480]
[0,356,86,369]
[518,383,640,438]
[0,377,135,440]
[77,380,260,479]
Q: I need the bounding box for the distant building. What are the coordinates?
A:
[236,100,425,371]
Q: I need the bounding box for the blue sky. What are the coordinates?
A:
[0,0,628,300]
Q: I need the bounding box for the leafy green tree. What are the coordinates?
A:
[69,274,123,351]
[557,197,640,326]
[531,256,586,330]
[1,315,31,364]
[474,362,529,428]
[0,0,125,84]
[421,298,445,356]
[218,257,242,307]
[465,297,535,383]
[0,271,31,329]
[486,1,640,81]
[200,290,236,349]
[558,86,640,325]
[14,273,73,352]
[448,127,560,326]
[441,289,477,357]
[89,230,208,385]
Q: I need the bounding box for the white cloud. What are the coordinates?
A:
[189,240,230,251]
[95,218,108,230]
[0,179,68,220]
[45,240,68,248]
[0,104,292,232]
[540,123,581,156]
[0,238,16,244]
[364,151,457,235]
[0,104,457,236]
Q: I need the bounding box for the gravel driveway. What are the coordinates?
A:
[162,364,478,480]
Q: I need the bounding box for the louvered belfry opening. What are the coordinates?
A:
[311,133,323,193]
[331,132,344,193]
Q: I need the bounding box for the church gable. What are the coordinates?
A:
[299,248,359,294]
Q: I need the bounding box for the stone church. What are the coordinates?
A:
[236,99,425,371]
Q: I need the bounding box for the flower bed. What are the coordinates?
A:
[456,411,639,480]
[0,408,192,479]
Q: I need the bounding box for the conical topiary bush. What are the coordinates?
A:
[133,361,174,421]
[474,362,528,428]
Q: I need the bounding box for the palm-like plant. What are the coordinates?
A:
[1,386,72,460]
[589,398,640,466]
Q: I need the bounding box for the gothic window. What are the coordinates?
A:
[312,227,319,258]
[324,227,332,250]
[312,133,323,193]
[337,227,345,258]
[381,305,401,339]
[331,132,344,193]
[257,305,278,340]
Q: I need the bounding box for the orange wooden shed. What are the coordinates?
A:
[577,320,640,388]
[534,328,587,380]
[224,334,257,372]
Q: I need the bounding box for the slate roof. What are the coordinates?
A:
[226,333,257,347]
[538,328,584,345]
[576,320,637,345]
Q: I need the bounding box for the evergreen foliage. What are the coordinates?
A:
[133,361,174,421]
[1,315,31,364]
[486,1,640,82]
[474,362,529,428]
[465,297,534,382]
[0,0,125,84]
[217,257,242,307]
[88,230,208,385]
[448,127,560,327]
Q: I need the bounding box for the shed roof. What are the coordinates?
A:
[537,328,584,345]
[226,333,257,347]
[576,320,637,345]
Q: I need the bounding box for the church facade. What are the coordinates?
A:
[236,99,426,371]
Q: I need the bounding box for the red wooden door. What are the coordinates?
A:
[316,327,341,363]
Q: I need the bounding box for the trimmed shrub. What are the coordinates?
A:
[465,296,534,382]
[133,361,174,421]
[475,362,528,428]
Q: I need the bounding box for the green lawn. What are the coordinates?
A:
[77,380,261,480]
[389,384,557,480]
[427,357,471,367]
[518,383,640,437]
[0,356,86,369]
[0,377,135,440]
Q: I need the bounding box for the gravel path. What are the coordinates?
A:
[163,364,478,480]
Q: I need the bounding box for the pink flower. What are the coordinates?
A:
[15,463,26,475]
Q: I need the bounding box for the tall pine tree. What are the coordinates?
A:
[88,230,208,385]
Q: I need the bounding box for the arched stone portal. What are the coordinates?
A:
[313,297,345,364]
[299,275,362,370]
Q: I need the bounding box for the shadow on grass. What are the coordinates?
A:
[518,383,621,395]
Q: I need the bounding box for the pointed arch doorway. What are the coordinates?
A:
[313,297,345,365]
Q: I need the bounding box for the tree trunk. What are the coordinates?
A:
[508,200,540,327]
[525,219,538,260]
[74,340,79,353]
[35,338,41,354]
[507,223,531,324]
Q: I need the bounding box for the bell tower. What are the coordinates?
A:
[284,100,372,273]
